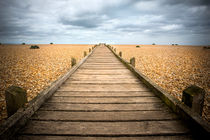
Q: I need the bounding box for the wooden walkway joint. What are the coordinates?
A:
[15,44,196,139]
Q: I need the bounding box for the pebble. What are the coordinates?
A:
[0,44,92,122]
[114,45,210,122]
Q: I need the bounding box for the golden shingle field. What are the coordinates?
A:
[113,45,210,121]
[0,44,92,122]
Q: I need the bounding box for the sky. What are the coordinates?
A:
[0,0,209,45]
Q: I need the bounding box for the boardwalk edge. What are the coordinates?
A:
[0,46,97,139]
[107,45,210,137]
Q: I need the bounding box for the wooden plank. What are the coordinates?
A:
[19,120,190,135]
[87,58,118,60]
[40,103,167,111]
[69,75,136,79]
[64,82,142,84]
[85,59,119,61]
[72,73,135,76]
[47,97,161,103]
[57,88,149,92]
[85,61,120,63]
[82,62,122,64]
[83,63,122,65]
[75,69,130,72]
[87,58,117,59]
[80,65,126,70]
[68,77,139,81]
[31,110,178,121]
[75,69,132,73]
[53,91,155,97]
[81,64,124,67]
[91,56,114,57]
[74,71,132,75]
[17,135,194,140]
[87,57,117,58]
[81,65,124,68]
[86,58,118,60]
[64,80,141,84]
[80,67,126,70]
[58,84,149,92]
[62,83,144,87]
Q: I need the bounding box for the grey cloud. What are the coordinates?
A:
[162,0,210,6]
[0,0,209,45]
[60,14,106,28]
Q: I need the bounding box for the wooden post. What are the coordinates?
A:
[182,85,205,115]
[119,51,122,57]
[5,86,27,117]
[89,48,91,53]
[84,51,87,57]
[130,57,135,67]
[71,57,76,67]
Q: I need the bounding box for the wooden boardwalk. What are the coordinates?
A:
[16,45,193,139]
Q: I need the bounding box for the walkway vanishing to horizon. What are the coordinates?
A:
[16,44,193,140]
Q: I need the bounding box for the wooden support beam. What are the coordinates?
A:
[182,85,205,115]
[71,57,76,67]
[5,86,27,117]
[84,51,87,57]
[130,57,135,67]
[119,51,122,57]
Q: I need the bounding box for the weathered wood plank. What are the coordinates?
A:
[68,77,139,81]
[40,103,168,111]
[62,83,144,87]
[17,135,194,140]
[72,73,134,76]
[85,60,120,62]
[80,67,125,69]
[75,69,131,73]
[85,61,120,63]
[79,67,128,70]
[81,65,125,68]
[53,91,155,97]
[19,120,190,135]
[69,76,136,80]
[87,58,118,60]
[47,97,161,103]
[74,71,133,75]
[31,110,178,121]
[60,83,147,88]
[64,80,141,84]
[75,69,130,72]
[83,63,122,65]
[58,84,149,92]
[87,58,117,59]
[57,88,149,92]
[81,64,124,67]
[83,62,122,64]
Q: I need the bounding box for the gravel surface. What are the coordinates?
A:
[114,45,210,122]
[0,44,92,122]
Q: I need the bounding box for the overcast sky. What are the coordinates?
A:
[0,0,209,45]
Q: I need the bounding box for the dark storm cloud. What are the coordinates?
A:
[0,0,209,45]
[118,0,210,36]
[162,0,210,6]
[60,15,105,28]
[0,1,32,38]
